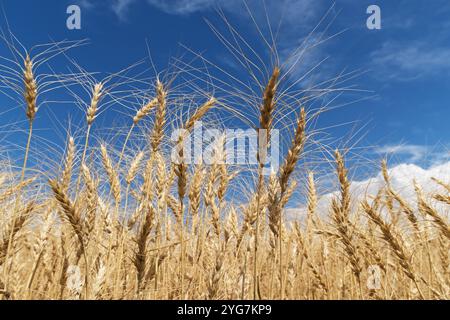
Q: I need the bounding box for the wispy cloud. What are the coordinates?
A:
[145,0,334,83]
[76,0,95,10]
[146,0,215,15]
[106,0,324,38]
[374,144,427,162]
[371,41,450,81]
[286,160,450,221]
[104,0,339,90]
[146,0,320,23]
[112,0,136,21]
[373,143,450,165]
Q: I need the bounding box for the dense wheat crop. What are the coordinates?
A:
[0,29,448,301]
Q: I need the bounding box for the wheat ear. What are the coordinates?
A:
[254,67,280,300]
[133,205,155,294]
[61,136,75,193]
[20,54,38,183]
[151,80,167,152]
[76,83,104,194]
[100,144,121,206]
[81,164,98,235]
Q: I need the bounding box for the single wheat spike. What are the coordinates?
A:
[258,67,280,139]
[280,180,297,209]
[126,151,144,185]
[61,136,75,193]
[189,162,203,229]
[184,97,216,132]
[434,194,450,205]
[81,164,97,233]
[204,161,218,208]
[268,171,281,239]
[100,144,121,205]
[438,234,449,277]
[151,80,167,152]
[133,97,158,124]
[86,83,104,125]
[174,159,187,205]
[204,151,222,237]
[140,154,155,203]
[154,151,167,213]
[253,67,280,299]
[431,177,450,193]
[217,163,230,204]
[210,199,221,238]
[279,107,306,193]
[306,172,317,221]
[236,209,255,251]
[335,150,351,219]
[415,182,450,239]
[24,55,37,122]
[166,193,181,222]
[133,205,155,292]
[224,207,239,243]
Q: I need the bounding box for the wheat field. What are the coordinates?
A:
[0,29,449,301]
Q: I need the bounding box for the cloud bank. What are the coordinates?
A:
[287,160,450,221]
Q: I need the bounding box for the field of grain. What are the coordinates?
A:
[0,29,448,301]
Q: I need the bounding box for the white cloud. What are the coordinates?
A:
[371,41,450,80]
[373,144,450,166]
[286,160,450,222]
[112,0,137,21]
[146,0,215,15]
[146,0,320,23]
[374,144,427,162]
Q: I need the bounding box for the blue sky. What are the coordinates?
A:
[0,0,449,173]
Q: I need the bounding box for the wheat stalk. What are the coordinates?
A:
[253,67,280,300]
[100,145,121,207]
[151,80,167,152]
